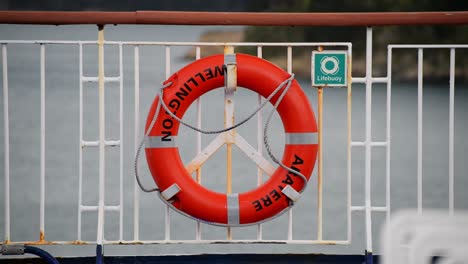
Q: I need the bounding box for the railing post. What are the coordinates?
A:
[417,48,423,215]
[164,45,172,241]
[2,44,10,244]
[316,46,324,243]
[195,46,202,240]
[317,85,324,242]
[256,45,263,240]
[286,46,294,241]
[224,45,236,240]
[449,48,455,216]
[133,44,140,242]
[77,42,84,241]
[386,46,392,225]
[39,43,46,242]
[364,26,374,262]
[96,24,106,246]
[118,43,124,242]
[347,44,353,243]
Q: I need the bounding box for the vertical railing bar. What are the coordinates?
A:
[77,43,84,241]
[118,43,124,241]
[96,25,106,245]
[316,44,325,242]
[317,85,323,242]
[224,45,235,240]
[347,45,352,242]
[417,48,423,215]
[165,45,171,241]
[256,45,263,241]
[386,47,392,224]
[449,48,455,216]
[286,46,293,241]
[287,46,293,73]
[364,27,374,253]
[39,44,46,242]
[316,44,326,243]
[195,46,202,241]
[287,46,293,240]
[2,44,10,243]
[133,45,140,241]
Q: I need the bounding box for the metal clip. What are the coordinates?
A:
[161,184,181,201]
[281,185,301,202]
[224,53,237,65]
[1,245,25,255]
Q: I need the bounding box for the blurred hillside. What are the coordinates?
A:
[4,0,468,80]
[241,1,468,80]
[0,0,249,11]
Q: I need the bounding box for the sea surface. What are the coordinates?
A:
[0,25,467,257]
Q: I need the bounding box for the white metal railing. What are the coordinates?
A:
[1,27,467,256]
[2,44,9,244]
[387,44,468,219]
[1,37,352,247]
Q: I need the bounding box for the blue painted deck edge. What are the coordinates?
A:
[1,254,380,263]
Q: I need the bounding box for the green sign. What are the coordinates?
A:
[312,51,348,87]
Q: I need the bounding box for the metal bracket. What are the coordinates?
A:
[1,245,25,255]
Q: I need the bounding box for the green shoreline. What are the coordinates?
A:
[185,29,468,82]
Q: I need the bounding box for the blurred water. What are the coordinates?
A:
[0,25,467,257]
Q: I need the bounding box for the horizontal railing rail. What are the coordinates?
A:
[0,11,468,26]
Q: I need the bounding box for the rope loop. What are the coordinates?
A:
[135,72,308,196]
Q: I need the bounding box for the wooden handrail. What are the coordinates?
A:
[0,11,468,26]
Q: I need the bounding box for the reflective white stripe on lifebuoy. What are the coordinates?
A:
[281,185,301,202]
[161,183,181,200]
[227,193,240,225]
[145,136,177,148]
[285,132,318,145]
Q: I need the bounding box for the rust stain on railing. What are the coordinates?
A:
[39,230,45,242]
[25,241,56,245]
[69,240,89,245]
[20,232,55,245]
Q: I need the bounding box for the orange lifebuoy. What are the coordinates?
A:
[145,53,318,226]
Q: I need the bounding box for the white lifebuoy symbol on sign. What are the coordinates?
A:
[320,56,339,75]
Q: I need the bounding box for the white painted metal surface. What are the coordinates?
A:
[133,45,140,242]
[386,43,467,222]
[256,46,264,241]
[164,45,172,241]
[449,48,455,216]
[365,27,374,253]
[0,28,466,258]
[2,44,10,243]
[381,210,468,264]
[417,48,423,215]
[386,46,392,225]
[77,43,84,241]
[96,26,106,246]
[286,45,294,241]
[224,46,235,240]
[195,46,202,241]
[39,44,45,240]
[118,43,124,241]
